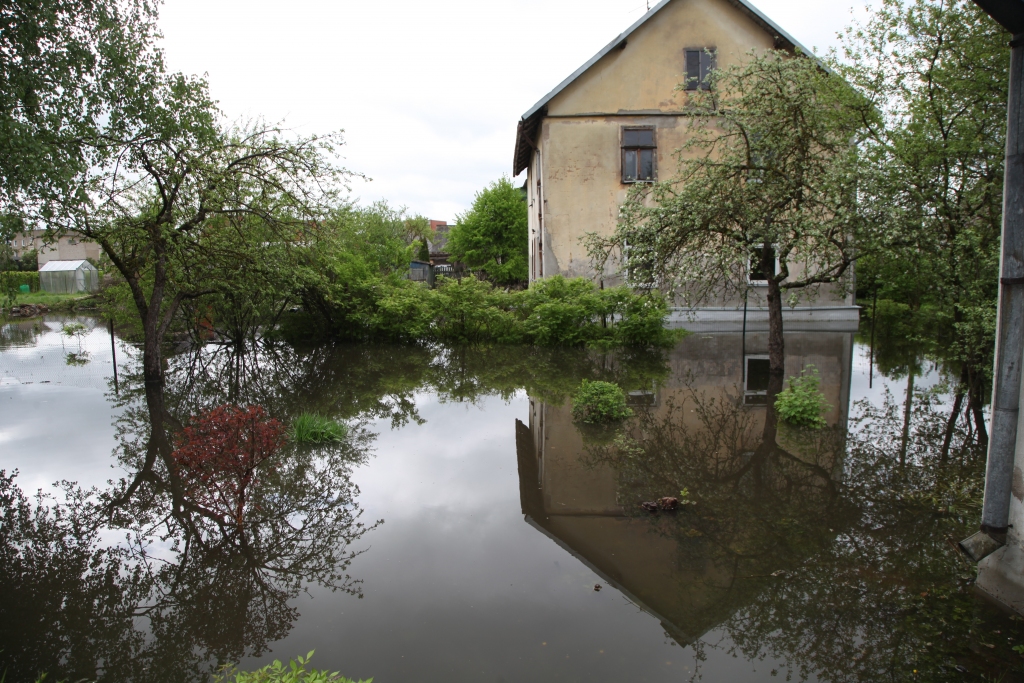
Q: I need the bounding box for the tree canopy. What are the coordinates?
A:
[448,176,528,286]
[838,0,1009,442]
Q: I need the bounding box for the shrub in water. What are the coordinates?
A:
[290,413,348,444]
[215,652,370,683]
[774,366,832,428]
[173,404,286,531]
[571,380,634,424]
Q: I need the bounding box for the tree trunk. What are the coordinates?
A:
[766,275,785,377]
[967,368,989,447]
[899,370,915,468]
[940,373,966,465]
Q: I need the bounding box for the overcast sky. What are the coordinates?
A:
[158,0,874,222]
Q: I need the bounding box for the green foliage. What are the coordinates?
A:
[429,276,519,343]
[0,0,163,202]
[448,177,528,286]
[774,366,832,429]
[287,272,682,349]
[1,271,39,292]
[289,413,348,445]
[839,0,1008,415]
[571,380,634,424]
[214,652,370,683]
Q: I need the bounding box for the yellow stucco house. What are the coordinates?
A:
[513,0,859,331]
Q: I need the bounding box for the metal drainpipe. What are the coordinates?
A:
[981,33,1024,537]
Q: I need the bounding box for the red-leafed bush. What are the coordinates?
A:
[172,404,286,531]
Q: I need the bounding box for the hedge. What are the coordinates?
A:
[1,271,40,292]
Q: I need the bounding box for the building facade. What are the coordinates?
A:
[512,0,859,330]
[9,230,101,268]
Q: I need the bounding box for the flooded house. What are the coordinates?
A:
[513,0,859,331]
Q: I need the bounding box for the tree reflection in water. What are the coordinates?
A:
[12,332,1016,682]
[574,375,1022,681]
[0,340,671,683]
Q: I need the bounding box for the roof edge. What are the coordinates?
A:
[517,0,818,124]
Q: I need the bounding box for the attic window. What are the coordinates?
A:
[684,48,716,91]
[621,127,656,183]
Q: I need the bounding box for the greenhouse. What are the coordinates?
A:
[39,260,99,294]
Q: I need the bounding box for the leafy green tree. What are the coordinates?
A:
[448,177,527,286]
[11,12,351,510]
[587,53,878,380]
[402,214,431,261]
[0,0,161,203]
[838,0,1009,443]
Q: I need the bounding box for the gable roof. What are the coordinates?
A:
[39,259,94,272]
[512,0,816,175]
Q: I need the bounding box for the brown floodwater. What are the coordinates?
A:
[1,316,1023,682]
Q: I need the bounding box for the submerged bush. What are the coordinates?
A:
[774,366,832,428]
[572,380,634,424]
[215,652,370,683]
[290,413,348,444]
[287,272,684,349]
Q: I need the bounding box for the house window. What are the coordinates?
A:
[748,245,778,285]
[621,127,656,183]
[684,48,716,91]
[626,387,658,407]
[744,356,771,405]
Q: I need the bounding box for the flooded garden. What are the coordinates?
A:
[2,315,1023,682]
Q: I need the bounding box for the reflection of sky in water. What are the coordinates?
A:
[0,316,138,494]
[0,326,970,681]
[850,339,948,408]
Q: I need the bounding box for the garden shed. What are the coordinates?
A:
[39,260,99,294]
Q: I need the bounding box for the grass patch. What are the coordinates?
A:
[289,413,348,444]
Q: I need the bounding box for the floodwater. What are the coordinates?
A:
[2,316,1023,683]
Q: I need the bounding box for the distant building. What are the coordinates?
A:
[428,220,450,258]
[9,230,101,268]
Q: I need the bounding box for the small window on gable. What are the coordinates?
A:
[684,48,716,91]
[621,127,656,183]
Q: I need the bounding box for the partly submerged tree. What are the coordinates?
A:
[449,176,528,286]
[10,9,352,509]
[587,52,879,379]
[837,0,1009,444]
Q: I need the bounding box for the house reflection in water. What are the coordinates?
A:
[515,331,853,646]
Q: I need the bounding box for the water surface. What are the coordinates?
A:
[0,318,1020,682]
